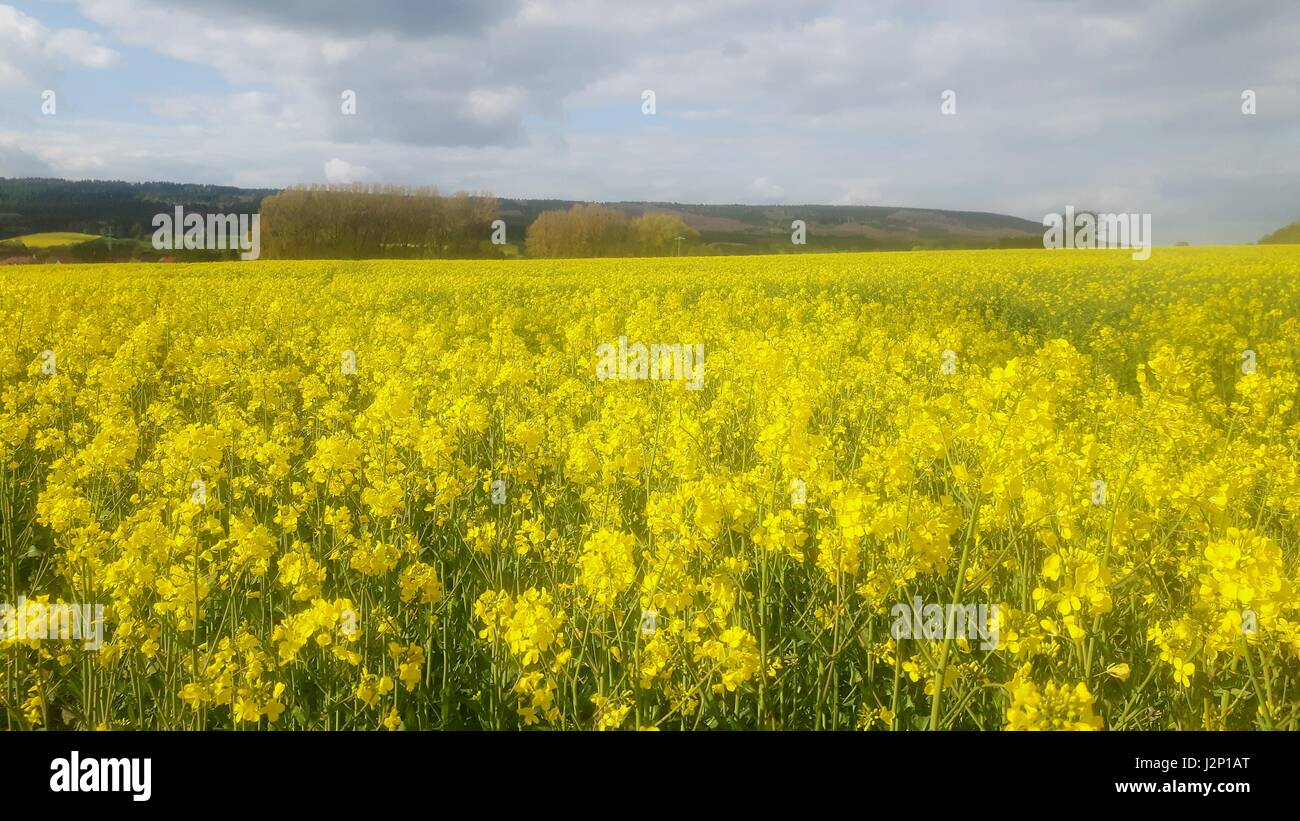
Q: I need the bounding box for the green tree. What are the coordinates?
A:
[630,212,699,255]
[525,204,629,258]
[1259,221,1300,244]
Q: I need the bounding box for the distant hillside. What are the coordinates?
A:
[0,177,1043,255]
[497,200,1043,253]
[0,178,274,240]
[1259,220,1300,244]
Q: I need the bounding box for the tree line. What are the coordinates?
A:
[259,188,701,259]
[0,180,705,261]
[259,184,499,259]
[525,205,699,257]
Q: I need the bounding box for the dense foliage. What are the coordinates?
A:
[1,246,1298,730]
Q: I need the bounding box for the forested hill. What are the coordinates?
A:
[497,199,1043,252]
[0,178,273,240]
[0,177,1044,253]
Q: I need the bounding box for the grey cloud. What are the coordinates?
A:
[171,0,521,37]
[0,142,55,176]
[20,0,1298,242]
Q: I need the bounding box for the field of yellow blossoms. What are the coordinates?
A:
[1,246,1298,730]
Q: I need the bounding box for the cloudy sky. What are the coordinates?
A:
[2,0,1298,242]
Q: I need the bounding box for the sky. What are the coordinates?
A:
[1,0,1298,243]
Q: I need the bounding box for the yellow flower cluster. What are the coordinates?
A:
[1005,664,1103,730]
[1,245,1298,729]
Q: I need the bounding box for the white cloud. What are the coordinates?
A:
[0,0,1292,242]
[676,108,733,121]
[833,180,884,206]
[748,177,784,201]
[0,3,119,90]
[0,133,55,175]
[324,157,372,183]
[464,87,526,125]
[45,28,119,68]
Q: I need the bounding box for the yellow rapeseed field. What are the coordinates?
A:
[0,232,102,250]
[1,246,1297,730]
